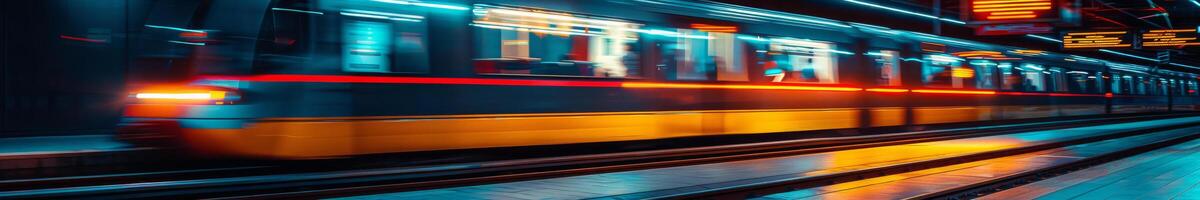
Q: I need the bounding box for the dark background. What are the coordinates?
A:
[1,0,152,137]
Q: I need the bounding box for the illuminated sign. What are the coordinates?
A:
[952,68,976,78]
[1062,31,1134,49]
[690,23,737,33]
[975,23,1053,35]
[964,0,1062,24]
[921,42,947,53]
[1141,29,1200,49]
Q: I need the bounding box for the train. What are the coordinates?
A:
[118,0,1200,159]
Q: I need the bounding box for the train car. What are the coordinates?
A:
[118,0,1200,159]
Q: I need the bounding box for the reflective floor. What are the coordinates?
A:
[755,126,1200,199]
[333,117,1200,200]
[983,133,1200,200]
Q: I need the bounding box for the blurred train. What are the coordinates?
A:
[119,0,1200,159]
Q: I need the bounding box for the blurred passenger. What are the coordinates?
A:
[700,55,720,80]
[621,45,640,78]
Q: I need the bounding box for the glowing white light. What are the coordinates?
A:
[135,93,212,100]
[272,8,324,15]
[1024,34,1062,43]
[929,55,964,62]
[343,9,424,19]
[340,12,389,19]
[372,0,468,10]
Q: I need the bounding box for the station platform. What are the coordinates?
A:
[981,132,1200,199]
[332,116,1200,200]
[0,134,160,172]
[0,134,127,155]
[753,124,1200,199]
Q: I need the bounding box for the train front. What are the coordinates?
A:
[118,1,282,158]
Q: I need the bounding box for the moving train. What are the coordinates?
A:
[119,0,1200,159]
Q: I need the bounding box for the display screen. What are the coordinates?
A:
[1141,29,1200,49]
[1062,31,1134,49]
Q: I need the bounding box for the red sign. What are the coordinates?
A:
[975,23,1054,35]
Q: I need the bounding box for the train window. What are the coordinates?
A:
[1020,64,1047,92]
[712,33,748,81]
[1048,67,1068,92]
[1185,80,1195,95]
[999,63,1046,92]
[1111,75,1123,94]
[650,30,746,81]
[266,6,315,58]
[342,20,392,72]
[471,6,641,78]
[870,50,901,86]
[339,9,431,73]
[969,60,996,89]
[1065,70,1096,93]
[1116,75,1135,95]
[748,37,841,83]
[1137,76,1147,95]
[921,55,971,88]
[256,1,327,73]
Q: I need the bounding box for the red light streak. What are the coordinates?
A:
[179,32,208,38]
[866,88,910,93]
[912,89,996,95]
[59,35,106,43]
[200,75,623,88]
[200,75,1118,97]
[997,92,1105,97]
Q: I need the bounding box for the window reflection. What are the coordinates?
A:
[922,54,970,88]
[969,60,996,89]
[756,37,840,83]
[871,50,901,86]
[472,6,641,78]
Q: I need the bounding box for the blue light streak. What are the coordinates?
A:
[842,0,965,25]
[1024,34,1062,43]
[1171,63,1200,70]
[372,0,468,11]
[168,40,205,46]
[736,35,769,42]
[144,25,205,33]
[714,7,852,28]
[1099,49,1158,62]
[271,8,324,15]
[1190,0,1200,7]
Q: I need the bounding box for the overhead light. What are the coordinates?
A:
[1024,34,1062,43]
[842,0,966,24]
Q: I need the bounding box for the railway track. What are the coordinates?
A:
[0,113,1193,199]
